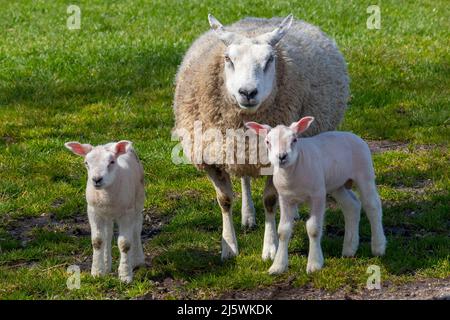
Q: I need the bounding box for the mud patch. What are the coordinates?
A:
[218,277,450,300]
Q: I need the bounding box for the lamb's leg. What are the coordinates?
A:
[87,208,107,277]
[103,219,113,273]
[241,176,256,228]
[268,196,296,274]
[133,211,145,268]
[205,166,238,260]
[358,180,386,256]
[306,195,326,274]
[117,213,135,283]
[331,187,361,257]
[262,176,278,261]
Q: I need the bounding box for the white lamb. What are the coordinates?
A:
[246,117,386,274]
[65,140,145,283]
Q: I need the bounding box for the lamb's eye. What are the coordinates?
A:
[264,55,274,72]
[84,161,89,168]
[109,160,115,165]
[292,138,298,144]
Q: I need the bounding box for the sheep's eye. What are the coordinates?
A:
[224,55,234,67]
[264,55,274,72]
[84,161,89,167]
[292,138,298,144]
[109,160,115,165]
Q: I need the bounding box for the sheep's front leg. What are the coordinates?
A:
[268,196,296,274]
[87,207,108,277]
[262,176,278,261]
[306,195,326,273]
[205,166,238,260]
[241,176,256,228]
[117,213,135,283]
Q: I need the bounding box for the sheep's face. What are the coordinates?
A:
[65,141,131,190]
[223,42,276,111]
[208,14,293,112]
[245,117,314,168]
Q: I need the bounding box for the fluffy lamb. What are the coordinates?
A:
[65,140,145,283]
[173,14,349,260]
[246,117,386,274]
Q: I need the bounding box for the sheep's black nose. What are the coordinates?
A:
[278,153,288,162]
[238,88,258,100]
[92,177,103,184]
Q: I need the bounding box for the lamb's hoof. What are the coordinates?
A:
[342,245,358,257]
[268,263,287,275]
[241,214,256,229]
[119,273,133,284]
[91,269,106,277]
[221,242,239,260]
[262,244,277,261]
[306,260,323,274]
[371,238,386,256]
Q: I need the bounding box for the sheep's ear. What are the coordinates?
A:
[114,140,131,157]
[245,122,272,136]
[208,14,239,46]
[290,116,314,134]
[258,14,293,46]
[65,142,93,157]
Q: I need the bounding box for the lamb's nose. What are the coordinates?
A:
[92,176,103,184]
[278,153,288,162]
[238,88,258,100]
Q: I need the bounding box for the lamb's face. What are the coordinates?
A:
[84,147,119,189]
[266,126,299,168]
[65,140,131,190]
[224,41,276,112]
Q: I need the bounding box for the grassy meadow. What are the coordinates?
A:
[0,0,448,299]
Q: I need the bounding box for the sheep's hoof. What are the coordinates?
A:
[306,260,323,274]
[268,263,287,275]
[262,244,277,261]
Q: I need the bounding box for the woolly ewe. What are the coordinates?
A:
[65,140,145,283]
[173,14,349,260]
[246,117,386,274]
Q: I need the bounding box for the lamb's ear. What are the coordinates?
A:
[64,142,93,157]
[290,116,314,134]
[258,14,293,46]
[245,122,272,136]
[114,140,131,157]
[208,14,239,46]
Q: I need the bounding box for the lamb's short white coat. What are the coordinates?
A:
[65,140,145,283]
[246,118,386,274]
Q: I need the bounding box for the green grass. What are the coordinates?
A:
[0,0,449,299]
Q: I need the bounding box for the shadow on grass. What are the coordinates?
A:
[0,44,183,109]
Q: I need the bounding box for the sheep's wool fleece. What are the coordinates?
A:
[173,17,350,177]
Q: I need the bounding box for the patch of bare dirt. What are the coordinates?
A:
[366,140,441,154]
[6,209,168,245]
[218,277,450,300]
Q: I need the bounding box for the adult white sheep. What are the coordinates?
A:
[65,140,145,283]
[246,117,386,274]
[173,14,349,260]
